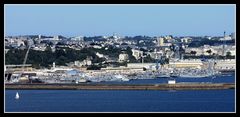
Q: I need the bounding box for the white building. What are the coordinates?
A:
[181,37,192,43]
[118,54,129,62]
[54,35,60,40]
[185,45,235,57]
[132,49,143,60]
[93,45,102,49]
[74,59,92,67]
[156,37,164,46]
[148,50,164,59]
[71,36,84,41]
[214,59,235,71]
[169,59,203,69]
[96,52,104,58]
[219,36,232,41]
[38,35,42,39]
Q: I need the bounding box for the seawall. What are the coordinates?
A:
[5,83,235,90]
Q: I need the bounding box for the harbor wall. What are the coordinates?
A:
[5,83,235,90]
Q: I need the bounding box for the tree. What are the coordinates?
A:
[126,47,137,63]
[45,46,52,52]
[206,49,212,55]
[170,44,175,51]
[179,46,185,59]
[55,56,68,65]
[190,51,197,56]
[226,51,231,58]
[140,48,147,52]
[143,55,154,63]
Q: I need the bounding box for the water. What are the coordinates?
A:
[5,89,235,112]
[5,74,235,112]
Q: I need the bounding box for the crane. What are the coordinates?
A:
[20,45,31,77]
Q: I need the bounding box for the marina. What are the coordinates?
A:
[4,59,228,84]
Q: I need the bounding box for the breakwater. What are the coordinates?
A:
[5,83,235,90]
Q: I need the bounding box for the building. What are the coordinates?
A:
[148,50,164,59]
[71,36,84,41]
[93,45,102,49]
[157,37,164,46]
[54,35,60,40]
[27,39,34,46]
[132,49,143,60]
[219,36,232,41]
[231,32,235,40]
[118,54,129,62]
[38,35,42,39]
[185,45,235,56]
[214,59,235,72]
[96,52,104,58]
[74,59,92,67]
[127,63,155,69]
[181,37,192,43]
[168,59,203,69]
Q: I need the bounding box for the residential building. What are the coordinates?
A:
[132,49,143,60]
[118,54,129,62]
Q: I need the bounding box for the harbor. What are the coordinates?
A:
[4,4,236,112]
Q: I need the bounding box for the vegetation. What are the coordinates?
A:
[126,47,138,63]
[188,39,235,47]
[206,49,212,55]
[5,47,104,68]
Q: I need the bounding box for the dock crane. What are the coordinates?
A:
[17,45,31,81]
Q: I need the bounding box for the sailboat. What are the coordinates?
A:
[15,92,19,99]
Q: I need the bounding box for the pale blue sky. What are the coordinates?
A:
[4,4,235,37]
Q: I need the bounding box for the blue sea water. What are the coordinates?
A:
[5,89,235,112]
[5,74,235,112]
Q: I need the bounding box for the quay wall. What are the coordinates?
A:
[5,83,235,90]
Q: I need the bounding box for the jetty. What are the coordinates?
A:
[5,83,235,90]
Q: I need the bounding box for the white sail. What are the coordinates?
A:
[15,92,19,99]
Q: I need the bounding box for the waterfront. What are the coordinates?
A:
[4,4,236,113]
[5,89,234,112]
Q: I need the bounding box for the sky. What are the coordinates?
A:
[4,4,235,37]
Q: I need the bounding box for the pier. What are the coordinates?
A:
[5,83,235,90]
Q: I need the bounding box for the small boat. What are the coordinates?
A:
[156,73,170,78]
[121,78,130,81]
[168,79,176,84]
[114,74,130,81]
[170,73,179,78]
[15,92,19,99]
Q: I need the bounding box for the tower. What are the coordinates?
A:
[222,31,226,57]
[38,35,41,39]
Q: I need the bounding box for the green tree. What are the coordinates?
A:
[206,49,212,55]
[126,47,137,63]
[226,51,231,59]
[190,51,197,56]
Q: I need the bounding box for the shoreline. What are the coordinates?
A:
[5,83,235,90]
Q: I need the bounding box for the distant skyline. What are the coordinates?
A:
[4,4,235,37]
